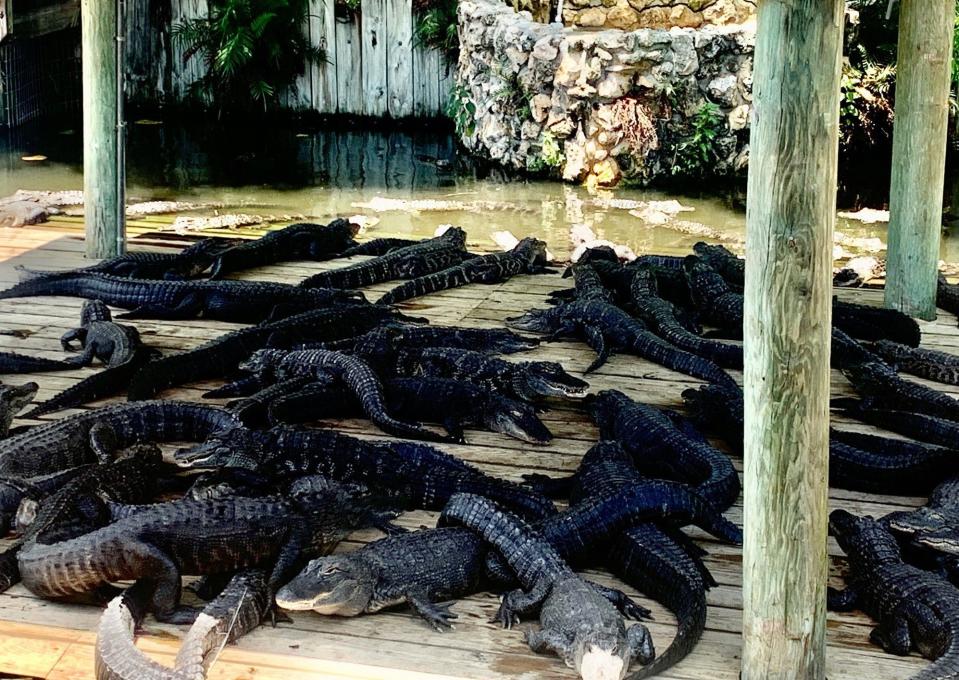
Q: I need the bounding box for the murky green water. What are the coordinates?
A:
[0,120,945,262]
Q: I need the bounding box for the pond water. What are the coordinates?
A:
[0,120,948,262]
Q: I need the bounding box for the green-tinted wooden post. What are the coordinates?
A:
[741,0,843,678]
[82,0,125,259]
[884,0,954,320]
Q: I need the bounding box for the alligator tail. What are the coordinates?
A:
[0,351,76,374]
[912,625,959,680]
[627,590,707,680]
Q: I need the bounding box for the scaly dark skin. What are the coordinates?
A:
[833,297,921,347]
[299,228,469,290]
[885,478,959,585]
[0,400,242,479]
[390,347,590,402]
[0,351,76,374]
[873,340,959,386]
[563,261,617,303]
[0,381,37,437]
[376,237,552,306]
[828,509,959,679]
[0,272,362,323]
[127,303,403,400]
[691,242,744,287]
[0,467,91,540]
[843,361,959,422]
[325,323,540,357]
[240,348,451,442]
[19,488,382,623]
[60,300,144,367]
[589,389,740,511]
[95,569,273,680]
[840,406,959,450]
[175,425,557,520]
[18,238,234,281]
[439,493,655,679]
[507,299,738,387]
[832,327,884,369]
[938,275,959,321]
[207,219,360,278]
[337,237,420,258]
[265,376,554,444]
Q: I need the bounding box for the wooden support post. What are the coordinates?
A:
[884,0,954,320]
[741,1,843,678]
[82,0,125,259]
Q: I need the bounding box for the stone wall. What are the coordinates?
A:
[454,0,754,187]
[566,0,755,32]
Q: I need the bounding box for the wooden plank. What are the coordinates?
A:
[170,0,208,102]
[741,1,844,677]
[309,0,337,113]
[289,3,314,111]
[334,13,363,114]
[385,0,414,117]
[884,0,954,320]
[360,0,388,117]
[124,0,168,104]
[436,52,454,117]
[412,45,441,117]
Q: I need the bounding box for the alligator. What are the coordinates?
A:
[884,478,959,582]
[683,382,959,495]
[0,351,76,374]
[239,348,451,442]
[0,272,363,323]
[872,339,959,385]
[0,381,37,436]
[18,487,384,622]
[265,376,554,444]
[627,265,742,368]
[175,425,557,520]
[95,569,272,680]
[298,228,469,290]
[389,347,590,402]
[842,360,959,422]
[562,261,618,303]
[938,275,959,321]
[320,324,540,357]
[439,493,655,680]
[589,390,740,511]
[0,400,242,479]
[59,300,144,367]
[507,299,739,387]
[17,238,234,281]
[337,237,421,258]
[377,237,552,306]
[832,297,921,347]
[206,219,360,278]
[691,242,744,287]
[127,304,404,400]
[831,327,884,369]
[828,509,959,679]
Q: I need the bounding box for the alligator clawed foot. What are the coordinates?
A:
[493,600,519,630]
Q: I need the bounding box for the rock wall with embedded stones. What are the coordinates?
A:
[565,0,755,32]
[455,0,754,187]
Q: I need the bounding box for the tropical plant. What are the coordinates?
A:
[172,0,324,114]
[670,102,725,178]
[414,0,459,63]
[527,132,564,173]
[446,84,476,137]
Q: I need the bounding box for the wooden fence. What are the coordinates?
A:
[126,0,454,118]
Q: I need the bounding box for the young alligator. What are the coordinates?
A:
[240,348,451,442]
[0,381,37,436]
[873,340,959,386]
[0,273,362,323]
[691,242,744,287]
[299,228,469,289]
[0,351,76,374]
[59,300,143,367]
[508,298,738,386]
[207,219,360,278]
[175,425,556,520]
[439,493,655,680]
[265,376,554,444]
[390,347,590,402]
[833,297,921,347]
[0,400,242,479]
[842,361,959,422]
[828,509,959,678]
[376,237,552,306]
[127,303,402,400]
[590,390,740,511]
[95,569,272,680]
[884,477,959,582]
[18,488,382,623]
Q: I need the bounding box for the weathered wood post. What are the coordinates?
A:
[741,1,843,678]
[82,0,125,258]
[884,0,954,320]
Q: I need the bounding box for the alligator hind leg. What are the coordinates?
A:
[88,422,120,463]
[582,326,611,373]
[62,343,97,367]
[407,593,458,631]
[496,581,551,628]
[125,542,196,624]
[60,328,86,351]
[628,623,656,665]
[826,585,860,612]
[869,615,913,656]
[589,581,652,620]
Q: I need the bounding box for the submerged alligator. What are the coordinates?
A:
[829,509,959,679]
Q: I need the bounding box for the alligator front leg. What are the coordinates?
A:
[496,580,551,629]
[525,627,569,656]
[88,422,121,463]
[63,343,97,367]
[826,585,861,612]
[582,326,611,374]
[589,581,652,620]
[870,614,913,656]
[407,592,458,631]
[60,328,86,352]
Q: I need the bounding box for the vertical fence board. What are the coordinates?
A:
[436,53,453,115]
[386,0,413,117]
[334,14,364,114]
[170,0,208,101]
[412,45,440,116]
[310,0,337,113]
[289,3,313,111]
[360,0,388,116]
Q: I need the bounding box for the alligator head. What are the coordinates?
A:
[562,595,654,680]
[80,299,113,324]
[516,361,590,400]
[274,554,375,616]
[484,396,552,444]
[0,381,38,435]
[829,509,902,566]
[512,237,550,269]
[505,309,556,334]
[174,425,269,470]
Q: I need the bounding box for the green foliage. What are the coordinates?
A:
[670,102,725,179]
[527,132,564,173]
[414,0,459,63]
[172,0,324,114]
[446,84,476,137]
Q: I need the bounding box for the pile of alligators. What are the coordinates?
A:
[0,220,957,680]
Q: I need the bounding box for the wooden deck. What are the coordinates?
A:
[0,225,947,679]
